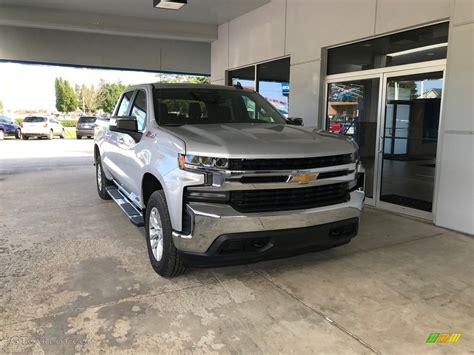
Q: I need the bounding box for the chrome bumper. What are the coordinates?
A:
[173,190,365,253]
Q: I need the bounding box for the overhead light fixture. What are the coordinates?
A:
[153,0,187,10]
[387,43,448,57]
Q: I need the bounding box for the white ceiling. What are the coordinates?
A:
[0,0,270,25]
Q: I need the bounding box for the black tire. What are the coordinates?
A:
[22,135,29,140]
[0,130,4,141]
[95,155,112,200]
[60,129,65,139]
[15,129,22,139]
[47,130,53,140]
[76,135,82,140]
[145,191,185,278]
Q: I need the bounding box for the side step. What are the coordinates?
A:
[106,186,144,227]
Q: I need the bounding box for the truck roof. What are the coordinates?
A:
[151,83,240,91]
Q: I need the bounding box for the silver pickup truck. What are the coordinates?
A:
[94,83,364,277]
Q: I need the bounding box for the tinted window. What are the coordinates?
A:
[24,117,47,123]
[130,90,147,131]
[78,117,97,123]
[154,89,287,126]
[0,117,9,123]
[327,22,449,75]
[116,91,134,116]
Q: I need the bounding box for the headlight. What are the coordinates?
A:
[178,154,229,170]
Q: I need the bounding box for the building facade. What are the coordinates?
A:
[210,0,473,235]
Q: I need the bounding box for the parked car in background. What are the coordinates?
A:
[76,116,97,139]
[21,116,65,140]
[0,116,22,140]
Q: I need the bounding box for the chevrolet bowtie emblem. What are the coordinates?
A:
[290,172,319,184]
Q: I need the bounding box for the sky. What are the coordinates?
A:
[0,62,170,113]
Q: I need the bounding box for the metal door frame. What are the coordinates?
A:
[324,72,383,206]
[374,64,447,220]
[323,60,447,218]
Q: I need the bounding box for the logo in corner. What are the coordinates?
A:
[426,333,462,344]
[290,172,319,184]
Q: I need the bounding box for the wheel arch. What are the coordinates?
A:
[142,173,164,208]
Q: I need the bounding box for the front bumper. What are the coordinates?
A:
[22,129,49,136]
[173,190,364,258]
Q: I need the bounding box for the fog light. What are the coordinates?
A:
[185,191,229,203]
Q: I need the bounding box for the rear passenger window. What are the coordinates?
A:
[116,91,134,116]
[131,90,147,132]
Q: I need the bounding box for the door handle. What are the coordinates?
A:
[118,137,125,144]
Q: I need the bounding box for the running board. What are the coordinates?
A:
[106,186,144,227]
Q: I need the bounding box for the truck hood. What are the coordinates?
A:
[162,123,355,159]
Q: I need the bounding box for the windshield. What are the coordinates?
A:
[24,117,47,123]
[153,88,287,126]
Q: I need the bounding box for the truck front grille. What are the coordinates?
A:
[229,154,352,171]
[230,182,350,213]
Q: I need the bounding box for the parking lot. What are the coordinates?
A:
[0,139,472,354]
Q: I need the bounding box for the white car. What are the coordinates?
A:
[21,116,65,140]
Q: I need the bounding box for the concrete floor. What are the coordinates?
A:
[0,140,473,354]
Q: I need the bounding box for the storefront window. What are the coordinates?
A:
[327,22,448,75]
[257,58,290,117]
[227,57,290,116]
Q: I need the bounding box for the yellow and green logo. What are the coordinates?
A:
[426,333,462,343]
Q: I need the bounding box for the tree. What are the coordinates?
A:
[76,84,99,113]
[55,77,78,113]
[97,81,126,114]
[158,74,209,84]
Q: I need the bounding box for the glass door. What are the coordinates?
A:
[326,77,381,204]
[376,68,444,218]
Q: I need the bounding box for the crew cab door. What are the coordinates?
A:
[102,90,134,187]
[114,89,149,202]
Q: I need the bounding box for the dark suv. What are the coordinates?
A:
[0,116,21,140]
[76,116,97,139]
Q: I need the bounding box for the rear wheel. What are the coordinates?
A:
[145,191,185,278]
[47,130,53,140]
[96,155,112,200]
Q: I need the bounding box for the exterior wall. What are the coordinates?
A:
[0,25,211,75]
[210,0,473,234]
[435,0,474,234]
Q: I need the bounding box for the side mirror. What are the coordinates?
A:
[110,116,142,142]
[287,117,303,126]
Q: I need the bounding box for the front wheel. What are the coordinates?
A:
[15,129,22,139]
[96,155,112,200]
[60,129,65,139]
[47,130,53,140]
[0,130,4,141]
[145,191,185,278]
[22,135,29,140]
